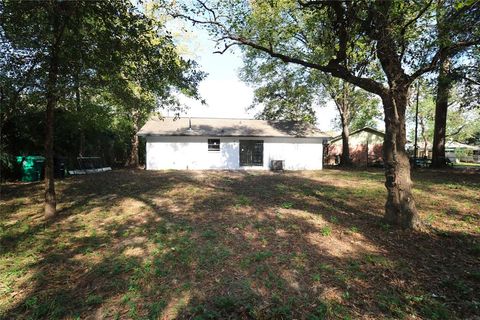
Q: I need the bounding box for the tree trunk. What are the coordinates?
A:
[0,87,4,186]
[335,89,351,167]
[44,46,59,218]
[126,111,139,167]
[431,54,452,167]
[44,5,65,218]
[127,133,139,167]
[340,115,351,166]
[75,75,85,157]
[74,14,85,158]
[79,131,85,157]
[420,118,429,157]
[432,0,452,168]
[382,89,422,229]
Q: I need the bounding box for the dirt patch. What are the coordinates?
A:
[0,168,479,319]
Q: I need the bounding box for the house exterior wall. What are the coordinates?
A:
[326,131,384,166]
[446,149,480,163]
[347,131,384,145]
[145,136,323,170]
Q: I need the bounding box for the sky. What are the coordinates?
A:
[172,25,338,131]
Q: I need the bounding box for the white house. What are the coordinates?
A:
[137,117,330,170]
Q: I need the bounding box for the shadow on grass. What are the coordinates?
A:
[0,169,479,319]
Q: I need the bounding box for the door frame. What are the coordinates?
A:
[239,140,264,167]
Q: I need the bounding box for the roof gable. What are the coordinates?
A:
[330,127,384,143]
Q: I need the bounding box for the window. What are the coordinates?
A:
[208,139,220,151]
[239,140,264,166]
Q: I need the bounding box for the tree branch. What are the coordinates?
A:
[197,0,217,20]
[178,0,387,96]
[400,0,434,36]
[399,0,434,59]
[446,124,466,138]
[213,41,238,54]
[227,35,387,96]
[462,76,480,86]
[410,39,480,80]
[297,0,330,8]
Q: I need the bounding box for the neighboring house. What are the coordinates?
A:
[407,141,480,163]
[137,117,330,170]
[326,127,384,166]
[445,141,480,163]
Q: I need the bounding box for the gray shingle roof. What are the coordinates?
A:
[329,127,384,143]
[138,117,330,138]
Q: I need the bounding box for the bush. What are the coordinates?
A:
[0,151,21,181]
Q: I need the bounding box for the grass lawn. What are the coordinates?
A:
[453,162,480,168]
[1,168,479,319]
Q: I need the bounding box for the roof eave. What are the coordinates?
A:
[138,133,329,139]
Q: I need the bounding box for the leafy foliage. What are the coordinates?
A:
[0,0,204,175]
[408,81,480,145]
[321,76,381,132]
[241,56,381,130]
[241,59,318,124]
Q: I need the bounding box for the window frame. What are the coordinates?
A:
[208,138,221,152]
[239,140,264,166]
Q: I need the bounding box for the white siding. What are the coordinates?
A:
[146,136,323,170]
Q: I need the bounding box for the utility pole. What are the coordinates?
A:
[366,136,369,168]
[413,80,420,167]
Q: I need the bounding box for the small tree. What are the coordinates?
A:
[321,76,381,166]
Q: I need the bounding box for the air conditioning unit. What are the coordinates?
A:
[270,160,285,171]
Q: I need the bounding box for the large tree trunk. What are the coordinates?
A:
[371,3,422,229]
[44,46,59,218]
[127,133,139,167]
[339,115,351,166]
[335,87,351,167]
[382,89,422,229]
[125,111,139,167]
[431,54,452,167]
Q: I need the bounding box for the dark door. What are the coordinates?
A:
[240,140,264,166]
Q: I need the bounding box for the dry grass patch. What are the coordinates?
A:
[0,168,479,319]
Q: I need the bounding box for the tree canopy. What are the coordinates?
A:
[1,0,204,170]
[241,57,381,130]
[240,60,319,124]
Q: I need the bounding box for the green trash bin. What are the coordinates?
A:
[15,156,45,182]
